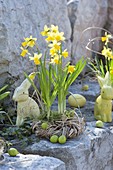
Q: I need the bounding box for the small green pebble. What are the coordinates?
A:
[50,135,58,143]
[82,85,89,91]
[96,120,104,128]
[58,135,67,144]
[8,148,19,157]
[41,122,48,130]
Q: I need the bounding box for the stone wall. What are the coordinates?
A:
[0,0,113,87]
[0,0,71,87]
[71,0,108,62]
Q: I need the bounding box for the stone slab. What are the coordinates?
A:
[23,122,113,170]
[0,153,66,170]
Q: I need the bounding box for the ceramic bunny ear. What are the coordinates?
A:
[20,79,31,89]
[20,72,36,89]
[97,71,110,88]
[97,76,105,88]
[104,71,111,85]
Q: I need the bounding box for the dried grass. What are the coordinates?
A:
[32,111,85,139]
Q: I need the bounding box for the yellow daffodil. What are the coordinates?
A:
[24,35,37,42]
[55,32,65,42]
[29,53,42,65]
[48,41,61,51]
[51,25,58,33]
[50,47,57,56]
[22,35,37,47]
[62,49,68,58]
[50,55,60,64]
[68,65,75,74]
[45,32,55,42]
[101,46,113,59]
[20,47,28,57]
[110,69,113,75]
[29,72,36,80]
[27,39,36,47]
[101,32,112,45]
[41,25,50,36]
[21,41,28,47]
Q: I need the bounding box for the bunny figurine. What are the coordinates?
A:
[13,73,40,126]
[94,71,113,122]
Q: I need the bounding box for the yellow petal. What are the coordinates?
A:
[68,65,75,74]
[29,72,36,80]
[101,37,106,42]
[22,41,28,47]
[62,50,68,58]
[20,49,28,57]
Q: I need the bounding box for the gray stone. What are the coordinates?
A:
[0,0,71,87]
[23,122,113,170]
[72,0,108,62]
[67,0,79,40]
[0,153,66,170]
[105,0,113,33]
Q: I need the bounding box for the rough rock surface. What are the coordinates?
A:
[23,122,113,170]
[72,0,108,61]
[0,0,71,87]
[67,0,79,41]
[105,0,113,32]
[0,153,66,170]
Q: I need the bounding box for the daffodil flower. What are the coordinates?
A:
[21,41,28,47]
[62,49,68,58]
[45,32,55,42]
[110,69,113,75]
[22,35,37,48]
[20,47,28,57]
[101,46,113,59]
[50,47,57,56]
[55,32,65,42]
[51,25,58,33]
[68,65,75,74]
[48,40,61,51]
[41,25,50,36]
[24,35,37,42]
[29,53,42,65]
[101,32,112,45]
[29,72,36,80]
[50,55,60,64]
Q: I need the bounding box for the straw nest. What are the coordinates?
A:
[32,111,85,139]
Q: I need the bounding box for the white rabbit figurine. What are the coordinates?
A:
[13,73,40,126]
[94,71,113,122]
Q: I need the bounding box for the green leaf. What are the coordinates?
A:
[0,92,10,100]
[0,85,9,93]
[65,58,86,93]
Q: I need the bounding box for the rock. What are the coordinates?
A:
[72,0,108,62]
[105,0,113,33]
[0,153,66,170]
[0,138,5,158]
[23,122,113,170]
[0,0,71,87]
[67,0,79,40]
